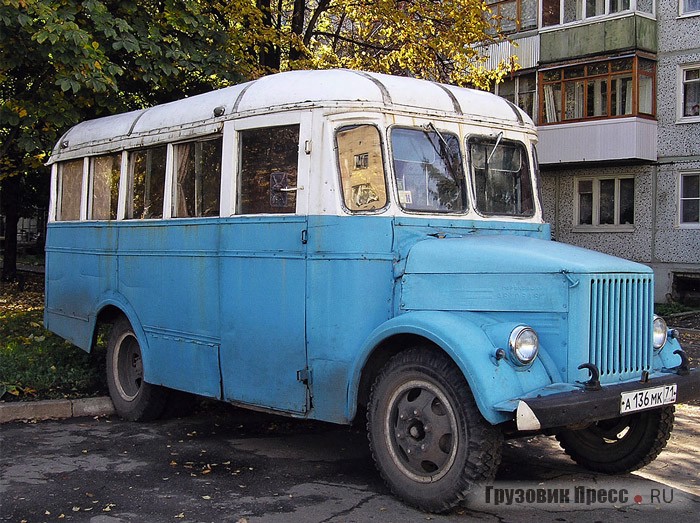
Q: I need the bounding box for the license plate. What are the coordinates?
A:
[620,384,677,414]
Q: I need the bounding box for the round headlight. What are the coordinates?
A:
[653,315,668,350]
[509,326,539,365]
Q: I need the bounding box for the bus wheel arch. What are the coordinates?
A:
[365,344,503,512]
[105,316,168,421]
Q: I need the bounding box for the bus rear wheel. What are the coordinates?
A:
[367,347,502,513]
[556,406,674,474]
[106,318,168,421]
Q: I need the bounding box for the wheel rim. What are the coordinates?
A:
[383,379,459,483]
[588,416,634,443]
[112,332,144,402]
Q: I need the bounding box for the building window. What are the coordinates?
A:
[681,0,700,16]
[576,176,634,227]
[486,0,538,33]
[493,73,537,122]
[680,173,700,225]
[680,65,700,119]
[540,56,655,124]
[542,0,650,26]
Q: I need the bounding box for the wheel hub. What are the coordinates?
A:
[386,379,459,482]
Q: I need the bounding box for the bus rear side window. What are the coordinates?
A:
[90,154,121,220]
[172,138,222,218]
[128,146,166,219]
[57,159,83,221]
[239,125,299,214]
[337,125,387,212]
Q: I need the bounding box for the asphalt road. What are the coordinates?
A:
[1,403,698,523]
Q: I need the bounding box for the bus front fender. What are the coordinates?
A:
[348,311,553,425]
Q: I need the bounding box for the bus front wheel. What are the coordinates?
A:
[367,347,502,513]
[106,318,168,421]
[556,406,674,473]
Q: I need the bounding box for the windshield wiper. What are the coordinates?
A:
[421,123,462,183]
[487,131,504,164]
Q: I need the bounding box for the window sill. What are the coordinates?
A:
[677,12,700,20]
[572,225,636,233]
[676,116,700,124]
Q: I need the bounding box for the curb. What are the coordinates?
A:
[0,396,115,424]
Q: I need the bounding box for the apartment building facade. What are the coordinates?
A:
[485,0,700,303]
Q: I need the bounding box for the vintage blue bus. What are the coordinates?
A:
[45,69,699,512]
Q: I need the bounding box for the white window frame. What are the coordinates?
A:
[574,175,635,231]
[677,64,700,123]
[679,172,700,228]
[680,0,700,17]
[541,0,654,27]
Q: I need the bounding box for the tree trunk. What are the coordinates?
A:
[289,0,306,61]
[257,0,281,70]
[1,175,20,281]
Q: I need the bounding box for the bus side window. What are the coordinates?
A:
[89,154,121,220]
[127,146,167,219]
[172,137,222,218]
[336,125,387,212]
[238,125,300,214]
[57,159,84,221]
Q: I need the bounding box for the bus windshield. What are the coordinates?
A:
[391,127,467,213]
[468,136,535,217]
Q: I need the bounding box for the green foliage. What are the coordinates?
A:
[244,0,513,88]
[655,302,698,317]
[0,275,106,400]
[0,0,252,176]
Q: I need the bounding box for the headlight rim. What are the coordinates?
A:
[653,315,668,351]
[508,325,540,366]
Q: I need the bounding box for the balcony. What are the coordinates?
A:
[540,14,656,64]
[479,34,540,71]
[537,117,657,165]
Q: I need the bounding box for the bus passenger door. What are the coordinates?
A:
[218,113,311,414]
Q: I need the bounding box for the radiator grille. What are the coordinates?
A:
[588,276,653,380]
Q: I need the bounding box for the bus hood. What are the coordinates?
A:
[404,235,652,276]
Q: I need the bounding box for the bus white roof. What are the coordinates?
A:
[48,69,532,164]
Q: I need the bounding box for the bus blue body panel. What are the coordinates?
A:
[45,223,118,349]
[117,220,221,399]
[218,216,309,414]
[45,215,559,423]
[346,311,556,425]
[46,214,665,425]
[304,216,396,421]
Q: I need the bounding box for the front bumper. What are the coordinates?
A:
[514,367,700,431]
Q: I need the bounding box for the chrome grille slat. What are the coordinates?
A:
[589,275,653,380]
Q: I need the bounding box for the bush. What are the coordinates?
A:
[0,277,107,401]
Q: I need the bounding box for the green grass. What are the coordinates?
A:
[655,302,698,317]
[0,278,107,401]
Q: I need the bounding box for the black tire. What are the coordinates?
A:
[367,347,502,513]
[106,318,168,421]
[556,406,674,474]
